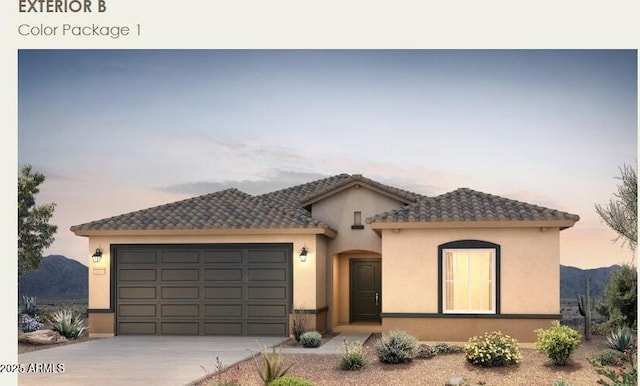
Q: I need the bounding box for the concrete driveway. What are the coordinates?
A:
[18,336,287,386]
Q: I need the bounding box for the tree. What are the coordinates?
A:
[18,165,57,277]
[596,264,637,329]
[595,163,637,251]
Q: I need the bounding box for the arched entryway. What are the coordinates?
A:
[331,250,382,331]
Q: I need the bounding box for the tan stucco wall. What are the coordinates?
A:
[88,312,114,337]
[383,316,558,343]
[311,186,404,256]
[381,227,561,315]
[85,233,325,315]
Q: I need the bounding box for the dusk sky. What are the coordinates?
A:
[17,49,637,269]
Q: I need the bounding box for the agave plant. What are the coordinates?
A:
[607,326,635,352]
[252,341,293,385]
[47,307,87,339]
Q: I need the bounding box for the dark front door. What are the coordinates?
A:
[350,259,381,322]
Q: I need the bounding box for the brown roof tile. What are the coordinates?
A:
[70,188,334,232]
[368,188,580,225]
[299,174,425,205]
[71,177,580,233]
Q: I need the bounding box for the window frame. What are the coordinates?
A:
[437,240,501,315]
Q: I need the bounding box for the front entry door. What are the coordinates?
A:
[350,259,382,322]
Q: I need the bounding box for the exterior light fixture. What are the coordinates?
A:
[299,247,308,262]
[92,248,103,263]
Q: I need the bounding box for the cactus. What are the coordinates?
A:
[577,276,595,341]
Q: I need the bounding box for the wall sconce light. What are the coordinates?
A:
[299,247,308,262]
[92,248,103,263]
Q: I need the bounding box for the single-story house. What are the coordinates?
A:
[71,173,579,342]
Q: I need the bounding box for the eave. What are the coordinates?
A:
[71,226,337,239]
[368,219,578,234]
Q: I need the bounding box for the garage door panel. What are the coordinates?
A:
[119,287,157,299]
[120,322,157,334]
[161,287,199,299]
[247,305,287,318]
[161,304,200,317]
[119,251,157,264]
[120,269,157,281]
[247,322,287,336]
[161,251,200,264]
[247,250,287,263]
[116,244,291,336]
[248,287,286,299]
[205,269,242,281]
[161,322,199,335]
[204,287,242,300]
[248,269,286,281]
[162,269,199,281]
[119,304,157,317]
[205,322,242,335]
[204,250,243,264]
[205,304,243,317]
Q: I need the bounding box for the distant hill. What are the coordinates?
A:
[560,264,620,300]
[19,255,88,303]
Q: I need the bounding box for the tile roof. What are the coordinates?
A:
[71,176,579,234]
[257,174,353,209]
[70,188,334,232]
[367,188,580,225]
[299,174,425,205]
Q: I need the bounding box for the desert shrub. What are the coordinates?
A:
[268,375,314,386]
[21,295,41,317]
[606,326,635,352]
[46,306,87,339]
[463,331,522,367]
[434,342,464,354]
[299,331,321,348]
[535,321,581,366]
[591,348,626,366]
[253,342,293,385]
[201,356,242,386]
[588,337,637,386]
[415,344,436,359]
[597,263,637,329]
[552,381,572,386]
[374,329,419,364]
[592,322,610,336]
[19,314,44,333]
[338,339,365,371]
[291,308,307,342]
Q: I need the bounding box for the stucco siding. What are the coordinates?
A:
[381,227,561,315]
[311,186,404,256]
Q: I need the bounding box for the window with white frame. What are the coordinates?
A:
[439,240,499,314]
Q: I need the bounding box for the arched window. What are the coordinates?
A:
[438,240,500,314]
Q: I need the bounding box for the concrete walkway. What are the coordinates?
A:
[281,333,372,354]
[18,336,287,386]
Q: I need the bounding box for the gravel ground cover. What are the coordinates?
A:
[199,334,611,386]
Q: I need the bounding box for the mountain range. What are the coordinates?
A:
[18,255,88,303]
[18,255,620,303]
[560,264,620,300]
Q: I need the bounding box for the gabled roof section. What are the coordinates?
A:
[368,188,580,229]
[70,188,336,235]
[257,174,353,209]
[299,174,425,206]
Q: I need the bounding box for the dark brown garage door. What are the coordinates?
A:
[114,243,292,336]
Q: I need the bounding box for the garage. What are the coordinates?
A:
[113,243,292,336]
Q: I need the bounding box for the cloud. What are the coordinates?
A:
[161,169,329,195]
